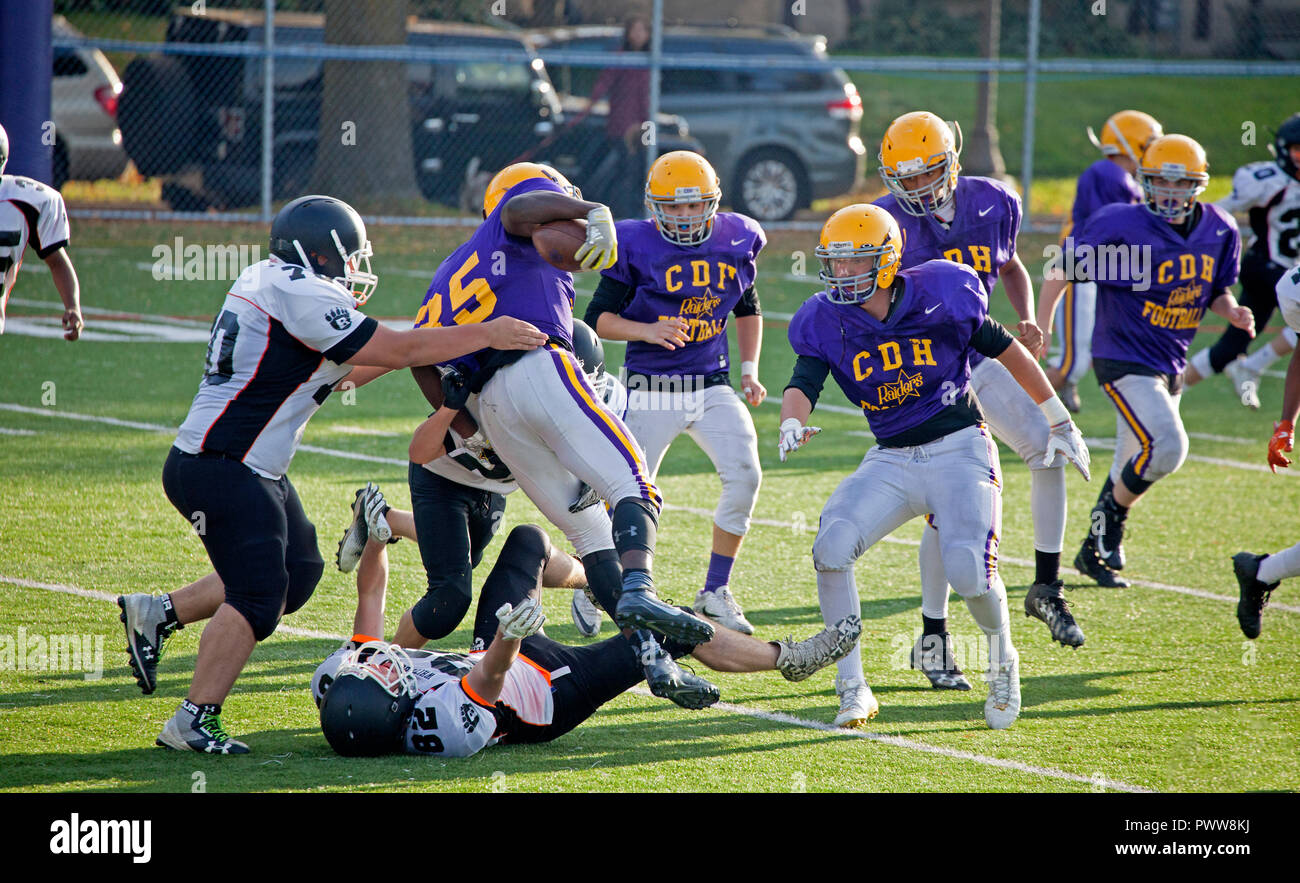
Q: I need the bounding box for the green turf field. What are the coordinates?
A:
[1,219,1297,793]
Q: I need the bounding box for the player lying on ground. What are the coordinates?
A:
[1038,110,1163,413]
[1050,134,1254,589]
[1235,261,1300,638]
[117,194,548,754]
[779,203,1090,730]
[585,150,767,636]
[873,110,1085,670]
[0,123,83,340]
[314,523,862,757]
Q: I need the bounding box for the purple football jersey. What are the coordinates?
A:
[415,177,576,370]
[875,176,1021,297]
[602,212,765,376]
[788,260,989,439]
[1070,158,1142,234]
[1080,203,1241,375]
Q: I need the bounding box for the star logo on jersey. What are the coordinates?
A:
[324,307,353,331]
[877,368,924,407]
[460,703,481,733]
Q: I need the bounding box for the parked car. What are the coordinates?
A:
[51,16,128,189]
[531,23,866,221]
[117,8,699,212]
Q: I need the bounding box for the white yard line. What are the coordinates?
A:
[0,573,1151,792]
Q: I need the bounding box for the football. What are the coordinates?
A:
[532,219,588,272]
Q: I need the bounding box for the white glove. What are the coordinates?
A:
[574,205,618,271]
[1044,420,1091,480]
[362,482,392,542]
[778,417,821,462]
[496,597,547,640]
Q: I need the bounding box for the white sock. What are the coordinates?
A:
[1030,466,1067,553]
[817,568,865,683]
[1243,340,1286,375]
[964,577,1015,667]
[1189,347,1213,379]
[1258,541,1300,584]
[918,522,951,620]
[1285,327,1298,349]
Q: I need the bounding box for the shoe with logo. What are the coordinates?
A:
[570,587,603,638]
[1024,580,1085,647]
[118,593,181,695]
[833,675,879,728]
[633,633,720,710]
[909,630,973,689]
[1074,536,1130,588]
[693,586,755,635]
[156,700,250,754]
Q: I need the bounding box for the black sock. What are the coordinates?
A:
[1035,550,1061,584]
[161,594,180,627]
[922,615,947,637]
[580,549,622,615]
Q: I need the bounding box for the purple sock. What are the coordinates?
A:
[704,552,735,593]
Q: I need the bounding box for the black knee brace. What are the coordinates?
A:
[612,497,658,555]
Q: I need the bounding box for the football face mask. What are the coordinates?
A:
[334,641,419,702]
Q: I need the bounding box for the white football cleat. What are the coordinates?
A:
[693,586,755,635]
[336,483,389,573]
[1225,356,1261,410]
[833,675,879,729]
[983,651,1022,730]
[570,587,603,638]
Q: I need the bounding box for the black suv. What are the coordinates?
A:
[119,8,698,212]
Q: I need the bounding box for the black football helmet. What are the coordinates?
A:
[270,195,378,304]
[319,641,418,757]
[1272,113,1300,181]
[0,123,8,175]
[571,319,609,397]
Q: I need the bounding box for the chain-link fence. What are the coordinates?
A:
[29,0,1300,233]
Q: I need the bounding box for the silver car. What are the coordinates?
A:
[52,16,127,188]
[532,24,866,221]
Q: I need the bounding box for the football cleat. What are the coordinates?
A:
[118,593,181,695]
[1024,580,1085,647]
[693,586,755,635]
[1074,536,1130,588]
[1233,552,1279,640]
[568,481,602,513]
[833,675,879,728]
[634,633,720,710]
[1224,356,1262,410]
[336,483,390,573]
[909,631,973,690]
[615,585,716,646]
[570,587,603,638]
[984,651,1021,730]
[1060,382,1081,413]
[156,700,250,754]
[776,616,862,682]
[1090,503,1126,570]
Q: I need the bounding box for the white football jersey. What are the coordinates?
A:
[174,258,377,479]
[1216,161,1300,266]
[1275,263,1300,334]
[0,174,70,333]
[311,642,555,758]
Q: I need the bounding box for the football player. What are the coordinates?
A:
[117,194,547,753]
[412,162,721,708]
[1039,110,1164,412]
[872,111,1085,679]
[315,523,862,758]
[1235,261,1300,638]
[0,123,83,340]
[1185,113,1300,407]
[778,204,1090,729]
[1062,135,1253,588]
[584,151,766,635]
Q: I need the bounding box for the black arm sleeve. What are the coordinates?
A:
[784,354,831,410]
[583,276,634,328]
[971,317,1015,359]
[732,284,761,318]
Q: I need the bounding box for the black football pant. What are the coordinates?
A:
[1208,248,1289,373]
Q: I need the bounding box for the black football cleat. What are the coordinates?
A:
[1025,580,1085,647]
[909,631,972,690]
[1074,537,1130,588]
[1090,504,1126,571]
[615,587,716,645]
[1233,552,1278,640]
[634,633,720,710]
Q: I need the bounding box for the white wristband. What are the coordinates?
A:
[1038,395,1070,427]
[741,361,758,377]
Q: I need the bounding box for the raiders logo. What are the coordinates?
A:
[324,307,353,331]
[460,703,481,733]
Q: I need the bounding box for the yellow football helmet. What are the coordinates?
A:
[482,162,579,217]
[878,111,963,218]
[1087,110,1163,165]
[1138,134,1209,221]
[816,204,903,305]
[645,150,722,245]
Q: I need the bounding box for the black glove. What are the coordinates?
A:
[440,366,471,411]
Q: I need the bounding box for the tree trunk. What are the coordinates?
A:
[311,0,419,204]
[965,0,1006,178]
